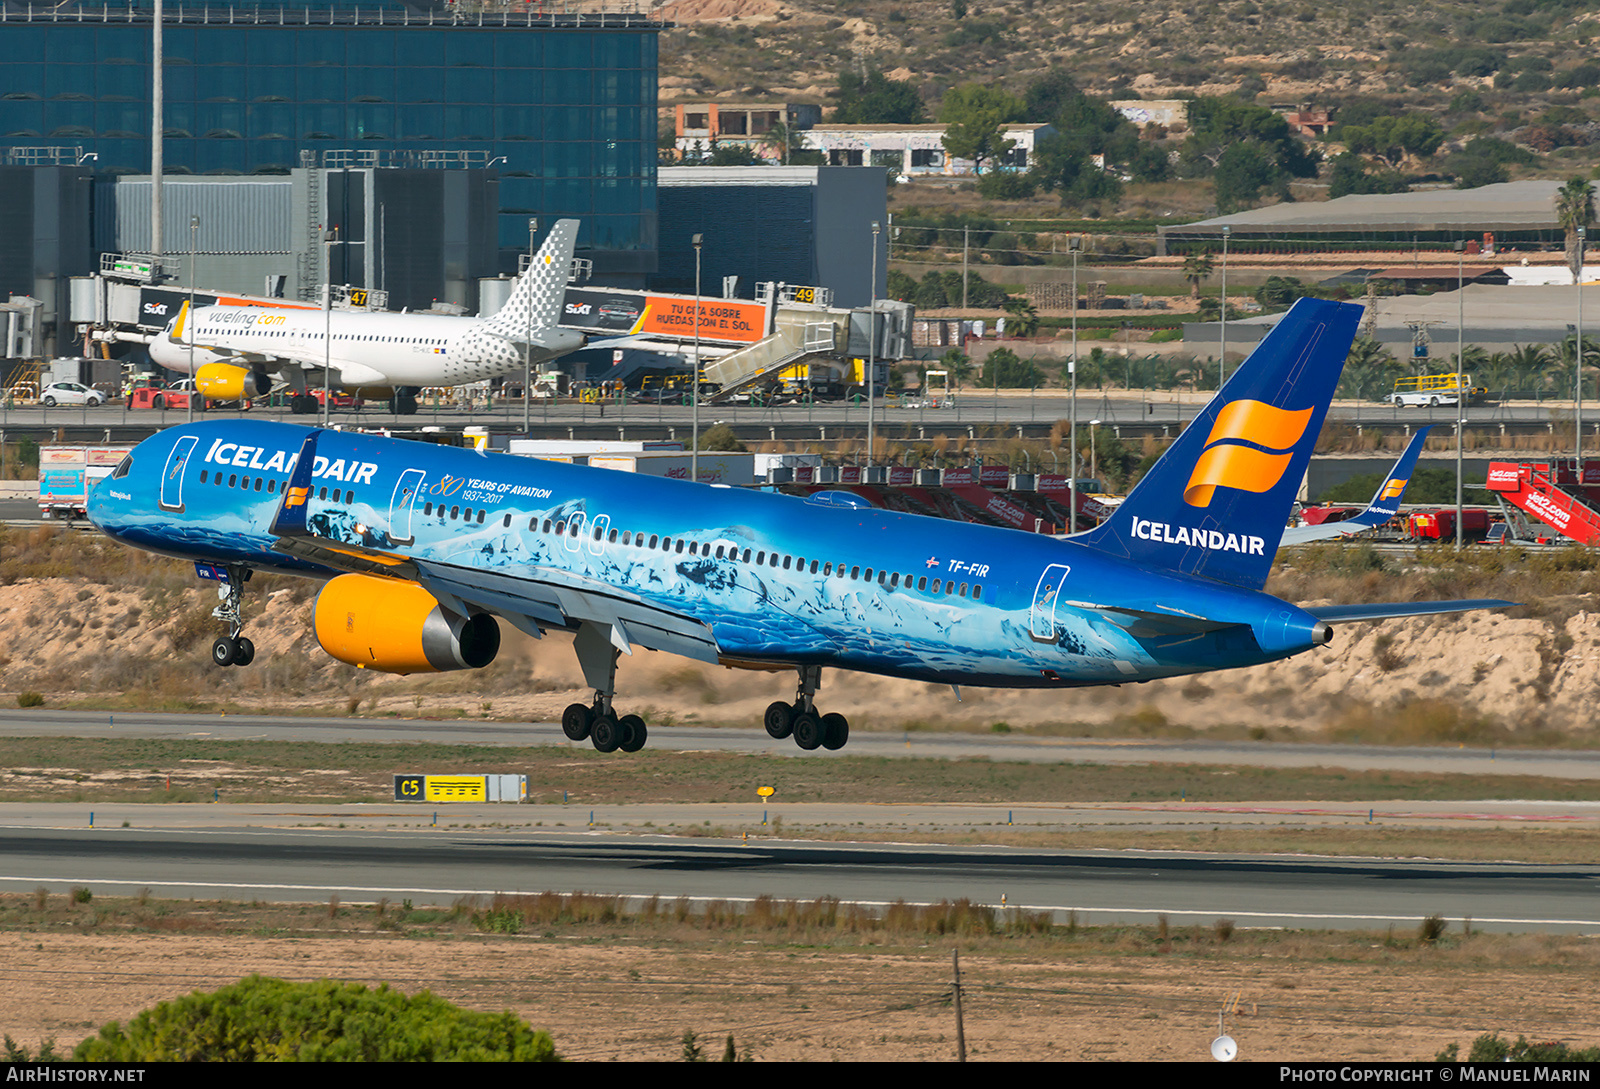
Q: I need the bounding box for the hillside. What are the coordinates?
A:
[657,0,1600,222]
[659,0,1600,111]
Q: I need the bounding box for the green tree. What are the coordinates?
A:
[1327,152,1410,198]
[940,348,973,392]
[978,347,1041,387]
[886,267,918,302]
[1339,114,1445,169]
[1002,295,1040,337]
[834,69,925,125]
[705,143,764,166]
[73,976,560,1062]
[1182,251,1214,298]
[1029,134,1122,207]
[1213,141,1288,214]
[939,84,1025,175]
[1556,176,1595,283]
[1180,97,1319,180]
[696,423,747,452]
[1335,335,1404,402]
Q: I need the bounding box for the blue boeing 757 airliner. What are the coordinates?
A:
[87,298,1510,753]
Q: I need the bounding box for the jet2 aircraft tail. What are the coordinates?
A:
[1078,297,1364,590]
[482,219,580,338]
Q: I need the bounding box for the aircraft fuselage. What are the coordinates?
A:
[90,420,1328,690]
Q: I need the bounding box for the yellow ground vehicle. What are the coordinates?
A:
[1387,373,1486,408]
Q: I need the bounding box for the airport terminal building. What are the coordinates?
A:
[0,0,664,279]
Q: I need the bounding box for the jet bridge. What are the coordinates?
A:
[557,280,914,399]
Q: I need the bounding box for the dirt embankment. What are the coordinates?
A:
[0,575,1591,737]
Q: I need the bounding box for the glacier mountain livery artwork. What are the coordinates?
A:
[89,299,1510,754]
[148,221,583,415]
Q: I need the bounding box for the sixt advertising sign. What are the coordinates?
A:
[560,288,767,344]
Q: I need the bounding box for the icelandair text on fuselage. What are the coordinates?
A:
[202,439,378,485]
[1279,1069,1588,1083]
[1131,516,1267,556]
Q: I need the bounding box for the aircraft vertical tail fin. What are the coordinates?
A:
[1077,297,1364,590]
[482,219,579,336]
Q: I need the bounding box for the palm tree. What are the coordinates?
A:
[1002,295,1040,338]
[940,348,973,393]
[1336,335,1403,402]
[1182,251,1215,298]
[1556,176,1595,284]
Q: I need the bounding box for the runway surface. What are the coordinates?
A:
[3,708,1598,779]
[0,809,1594,933]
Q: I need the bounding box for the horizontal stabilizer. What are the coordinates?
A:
[1307,599,1516,623]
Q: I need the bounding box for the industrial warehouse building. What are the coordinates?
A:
[1159,180,1573,254]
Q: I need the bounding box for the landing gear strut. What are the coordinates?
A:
[209,565,256,667]
[562,621,649,753]
[764,665,849,751]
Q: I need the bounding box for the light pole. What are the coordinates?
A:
[1070,236,1080,533]
[322,226,337,427]
[1089,418,1101,485]
[524,217,537,435]
[1219,224,1231,385]
[1579,225,1587,474]
[868,219,879,473]
[692,232,702,484]
[1455,238,1465,552]
[187,214,198,424]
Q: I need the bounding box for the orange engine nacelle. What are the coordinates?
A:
[313,574,501,674]
[196,362,270,402]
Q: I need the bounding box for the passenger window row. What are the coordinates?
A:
[517,513,982,600]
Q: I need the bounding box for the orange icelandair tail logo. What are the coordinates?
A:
[285,485,311,509]
[1183,399,1314,507]
[1379,477,1408,502]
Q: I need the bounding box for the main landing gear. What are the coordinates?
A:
[562,621,649,753]
[209,566,257,668]
[763,665,850,751]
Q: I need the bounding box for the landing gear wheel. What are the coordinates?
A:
[793,712,825,751]
[821,712,849,751]
[561,703,593,741]
[764,700,794,739]
[231,637,256,667]
[591,713,622,753]
[212,637,237,667]
[618,714,648,753]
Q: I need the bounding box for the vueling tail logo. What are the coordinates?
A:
[1379,477,1407,502]
[1183,400,1314,507]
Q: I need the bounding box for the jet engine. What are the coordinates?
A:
[196,362,272,402]
[313,574,501,674]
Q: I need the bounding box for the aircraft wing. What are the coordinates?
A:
[1281,427,1431,547]
[1307,600,1515,623]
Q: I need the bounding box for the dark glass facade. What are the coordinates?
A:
[0,8,661,274]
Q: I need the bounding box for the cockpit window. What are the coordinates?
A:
[112,454,133,480]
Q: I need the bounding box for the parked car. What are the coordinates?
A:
[41,382,106,407]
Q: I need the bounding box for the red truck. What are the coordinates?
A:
[1405,508,1491,541]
